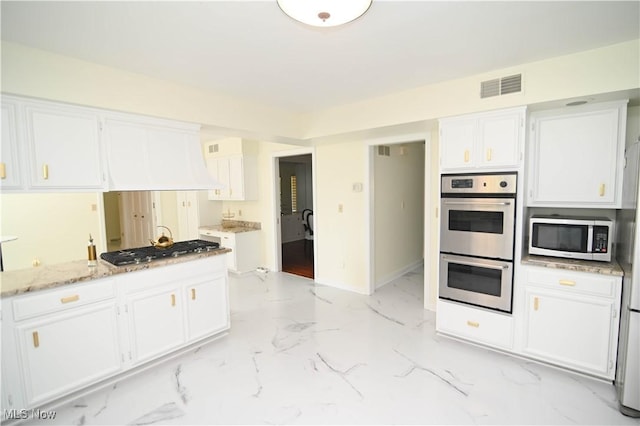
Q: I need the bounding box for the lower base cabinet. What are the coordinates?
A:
[521,266,621,380]
[1,255,229,417]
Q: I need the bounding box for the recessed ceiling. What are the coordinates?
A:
[1,1,639,113]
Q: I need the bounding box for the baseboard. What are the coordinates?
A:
[375,259,424,290]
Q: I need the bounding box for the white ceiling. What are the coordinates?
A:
[1,1,639,114]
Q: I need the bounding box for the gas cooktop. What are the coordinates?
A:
[100,239,220,266]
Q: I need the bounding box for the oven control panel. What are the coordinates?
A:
[442,173,517,195]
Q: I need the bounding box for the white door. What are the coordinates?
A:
[0,101,23,189]
[185,276,229,341]
[121,191,155,248]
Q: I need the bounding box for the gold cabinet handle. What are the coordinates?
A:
[464,149,470,163]
[60,295,80,304]
[42,164,49,180]
[171,294,176,307]
[486,148,492,161]
[466,320,479,328]
[559,279,576,287]
[32,331,40,348]
[599,183,605,197]
[191,288,196,300]
[533,297,539,311]
[0,162,6,179]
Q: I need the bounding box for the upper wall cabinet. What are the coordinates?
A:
[25,102,104,190]
[2,96,105,192]
[439,106,526,172]
[527,100,627,208]
[204,138,258,201]
[1,99,24,190]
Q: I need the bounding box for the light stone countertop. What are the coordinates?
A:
[521,254,624,277]
[0,248,232,298]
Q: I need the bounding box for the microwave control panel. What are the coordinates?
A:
[593,226,609,253]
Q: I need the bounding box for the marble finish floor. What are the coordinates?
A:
[34,268,638,425]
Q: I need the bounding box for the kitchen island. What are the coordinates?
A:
[1,249,231,420]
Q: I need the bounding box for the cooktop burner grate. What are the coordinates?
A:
[100,239,220,266]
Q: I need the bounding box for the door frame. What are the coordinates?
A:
[365,133,433,303]
[270,147,316,274]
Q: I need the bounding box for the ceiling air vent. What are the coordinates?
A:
[377,145,390,156]
[480,73,522,98]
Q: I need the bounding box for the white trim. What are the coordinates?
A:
[270,147,316,275]
[314,277,370,295]
[424,132,436,312]
[366,134,430,297]
[375,259,424,290]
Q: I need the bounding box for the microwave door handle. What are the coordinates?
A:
[587,226,594,253]
[442,256,509,270]
[442,200,512,206]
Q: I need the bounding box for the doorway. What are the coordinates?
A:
[274,152,315,279]
[103,191,156,251]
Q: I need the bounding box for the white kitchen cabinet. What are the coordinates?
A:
[120,256,229,366]
[436,299,514,350]
[527,100,627,208]
[207,155,258,201]
[24,101,104,190]
[185,274,229,341]
[200,228,260,273]
[1,100,24,190]
[176,191,214,241]
[521,266,622,379]
[439,106,526,171]
[125,283,186,365]
[6,278,121,407]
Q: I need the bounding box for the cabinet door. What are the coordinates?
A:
[185,275,229,342]
[529,104,623,207]
[524,289,615,378]
[228,155,244,200]
[439,118,475,169]
[478,112,521,167]
[16,302,121,406]
[25,105,103,189]
[0,101,23,190]
[126,285,185,365]
[220,234,237,271]
[177,191,200,240]
[207,157,230,200]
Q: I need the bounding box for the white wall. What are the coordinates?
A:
[373,142,425,288]
[0,193,103,271]
[1,39,638,296]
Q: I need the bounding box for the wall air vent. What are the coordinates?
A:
[480,73,522,98]
[377,145,391,156]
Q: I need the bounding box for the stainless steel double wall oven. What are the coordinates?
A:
[439,173,517,312]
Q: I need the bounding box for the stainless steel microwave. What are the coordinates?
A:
[529,216,613,262]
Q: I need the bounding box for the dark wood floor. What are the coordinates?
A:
[282,239,314,279]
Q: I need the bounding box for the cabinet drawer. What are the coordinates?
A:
[526,267,617,298]
[13,279,115,321]
[436,300,514,349]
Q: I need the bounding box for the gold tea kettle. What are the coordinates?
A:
[150,226,174,249]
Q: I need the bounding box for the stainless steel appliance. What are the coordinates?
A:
[616,141,640,417]
[529,215,613,262]
[439,173,517,312]
[100,239,220,266]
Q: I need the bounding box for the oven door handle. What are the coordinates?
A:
[442,256,509,270]
[442,200,512,206]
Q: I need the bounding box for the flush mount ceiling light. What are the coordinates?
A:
[277,0,373,27]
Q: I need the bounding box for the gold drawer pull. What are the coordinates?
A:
[32,331,40,348]
[0,162,6,179]
[534,297,539,311]
[486,148,492,161]
[466,320,480,328]
[464,149,470,163]
[191,288,196,300]
[42,164,49,180]
[171,294,176,307]
[599,183,605,197]
[60,295,80,304]
[559,279,576,287]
